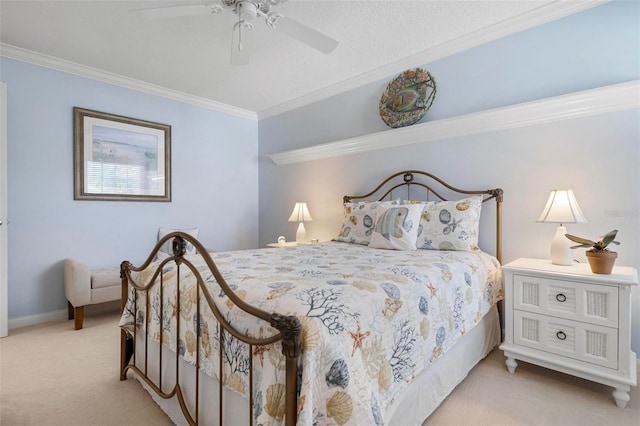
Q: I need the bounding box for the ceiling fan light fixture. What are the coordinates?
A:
[210,5,224,15]
[133,0,337,64]
[264,12,281,29]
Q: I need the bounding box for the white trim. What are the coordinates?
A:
[8,301,122,330]
[8,309,67,330]
[0,44,258,121]
[0,82,7,337]
[258,0,609,119]
[269,80,640,165]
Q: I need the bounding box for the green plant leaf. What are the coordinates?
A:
[566,229,620,252]
[569,243,593,249]
[600,229,619,248]
[565,234,594,245]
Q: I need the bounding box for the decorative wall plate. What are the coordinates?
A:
[379,68,436,128]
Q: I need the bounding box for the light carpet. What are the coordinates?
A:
[1,308,638,425]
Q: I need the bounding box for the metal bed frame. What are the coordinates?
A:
[119,170,503,425]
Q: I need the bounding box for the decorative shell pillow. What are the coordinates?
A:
[369,204,423,251]
[335,199,400,245]
[416,195,482,251]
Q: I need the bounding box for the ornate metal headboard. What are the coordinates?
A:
[343,170,503,263]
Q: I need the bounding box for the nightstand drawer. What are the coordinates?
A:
[514,274,618,327]
[514,310,618,369]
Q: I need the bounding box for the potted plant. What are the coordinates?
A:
[565,229,620,274]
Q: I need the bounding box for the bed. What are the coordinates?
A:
[119,170,504,425]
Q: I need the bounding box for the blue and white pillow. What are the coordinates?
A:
[415,196,482,251]
[335,200,399,245]
[369,204,423,251]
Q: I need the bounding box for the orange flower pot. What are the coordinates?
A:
[585,250,617,274]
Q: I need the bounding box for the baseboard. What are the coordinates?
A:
[7,301,121,331]
[8,309,67,330]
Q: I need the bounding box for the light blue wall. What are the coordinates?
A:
[259,0,640,155]
[258,1,640,351]
[1,57,259,320]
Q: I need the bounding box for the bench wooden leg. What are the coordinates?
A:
[74,306,84,330]
[67,301,74,320]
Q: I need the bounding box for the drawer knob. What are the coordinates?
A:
[555,293,567,303]
[556,331,567,341]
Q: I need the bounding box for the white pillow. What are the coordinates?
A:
[416,195,482,251]
[156,227,199,260]
[335,200,400,245]
[369,204,423,251]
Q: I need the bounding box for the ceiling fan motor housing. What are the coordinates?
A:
[225,1,276,21]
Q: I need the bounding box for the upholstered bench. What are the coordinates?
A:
[64,259,121,330]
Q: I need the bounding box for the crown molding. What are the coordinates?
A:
[269,80,640,165]
[258,0,609,119]
[0,43,258,121]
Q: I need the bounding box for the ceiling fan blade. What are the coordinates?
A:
[272,16,338,54]
[132,3,219,21]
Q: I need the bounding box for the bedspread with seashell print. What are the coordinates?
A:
[119,242,502,425]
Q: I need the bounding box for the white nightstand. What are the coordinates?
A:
[500,258,638,408]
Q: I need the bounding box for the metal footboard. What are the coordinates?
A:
[119,232,301,426]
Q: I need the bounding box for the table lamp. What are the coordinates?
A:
[288,202,313,244]
[536,189,587,265]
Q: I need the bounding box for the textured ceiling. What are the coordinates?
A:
[1,1,573,114]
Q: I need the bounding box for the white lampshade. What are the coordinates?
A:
[536,190,587,266]
[288,202,313,222]
[536,189,587,224]
[288,202,313,244]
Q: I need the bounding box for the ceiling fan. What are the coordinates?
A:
[132,0,339,66]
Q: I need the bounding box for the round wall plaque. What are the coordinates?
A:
[379,68,436,128]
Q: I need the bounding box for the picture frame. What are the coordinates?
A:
[73,107,171,202]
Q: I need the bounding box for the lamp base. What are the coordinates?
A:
[295,222,307,245]
[550,225,573,266]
